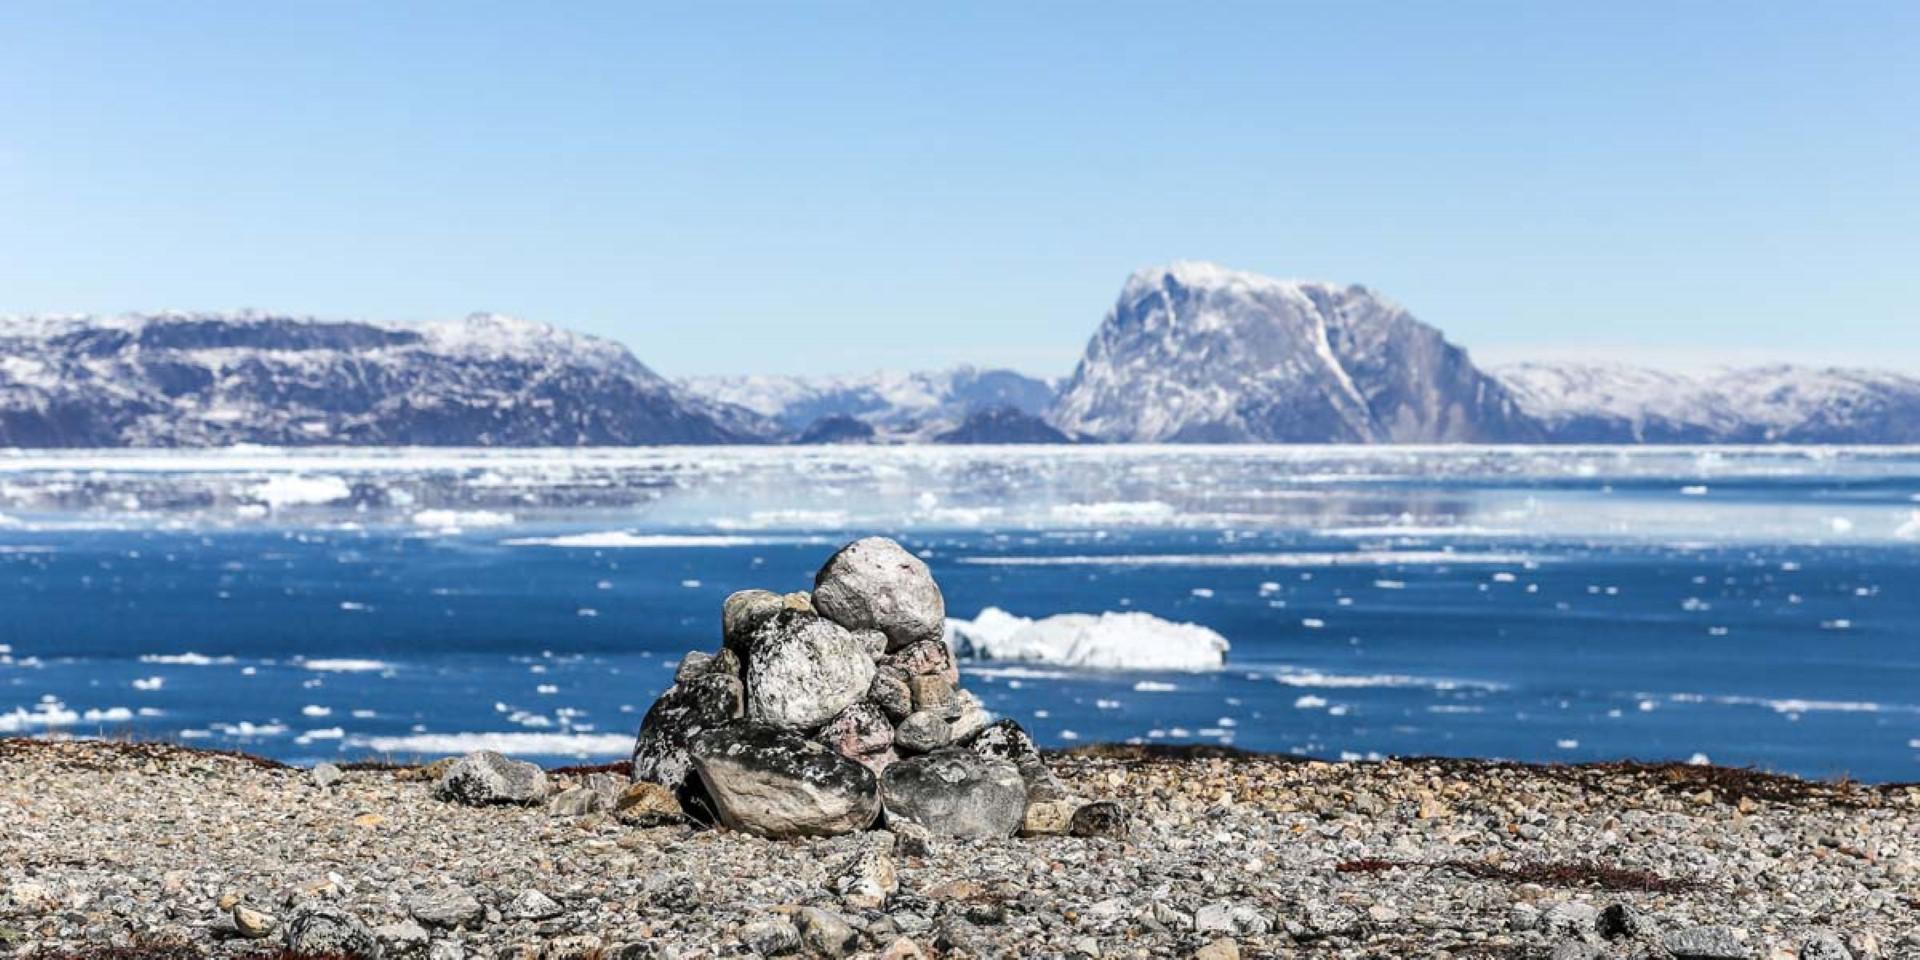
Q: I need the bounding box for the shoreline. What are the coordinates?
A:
[2,738,1914,958]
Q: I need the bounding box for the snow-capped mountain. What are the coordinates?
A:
[7,276,1918,448]
[0,311,748,446]
[1051,262,1540,443]
[681,367,1058,442]
[1497,362,1920,443]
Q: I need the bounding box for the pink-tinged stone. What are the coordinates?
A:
[818,701,893,758]
[889,639,959,685]
[855,748,900,777]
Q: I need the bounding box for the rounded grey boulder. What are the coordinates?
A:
[630,671,745,792]
[880,748,1027,838]
[745,612,875,730]
[1068,800,1130,838]
[868,667,913,722]
[818,701,894,760]
[812,537,946,651]
[722,589,786,655]
[284,903,380,957]
[965,717,1067,801]
[690,721,880,838]
[432,750,549,806]
[894,710,952,754]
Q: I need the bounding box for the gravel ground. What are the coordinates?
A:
[0,739,1914,959]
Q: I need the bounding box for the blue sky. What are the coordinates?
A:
[1,2,1915,376]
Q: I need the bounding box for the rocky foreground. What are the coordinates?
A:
[0,738,1915,960]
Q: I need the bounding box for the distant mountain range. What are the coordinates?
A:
[4,264,1917,446]
[0,312,743,446]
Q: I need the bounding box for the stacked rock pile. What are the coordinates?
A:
[628,536,1120,840]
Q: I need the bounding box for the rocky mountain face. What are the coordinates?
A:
[1050,262,1540,443]
[681,367,1058,443]
[932,406,1070,444]
[1497,362,1920,444]
[0,311,747,446]
[7,272,1918,447]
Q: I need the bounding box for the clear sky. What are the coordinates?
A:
[2,2,1916,377]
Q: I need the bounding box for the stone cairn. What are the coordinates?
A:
[626,536,1119,840]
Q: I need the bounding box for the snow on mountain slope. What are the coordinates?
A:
[1497,362,1920,443]
[1051,262,1540,443]
[681,366,1058,441]
[0,311,749,447]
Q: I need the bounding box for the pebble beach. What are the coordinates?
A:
[2,738,1915,959]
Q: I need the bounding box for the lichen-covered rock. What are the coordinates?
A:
[894,711,952,754]
[613,781,685,826]
[887,638,959,685]
[1020,798,1077,836]
[832,844,898,910]
[1797,933,1851,960]
[880,749,1027,838]
[964,718,1039,764]
[232,904,277,939]
[432,750,549,806]
[907,674,955,713]
[812,537,946,651]
[546,785,606,817]
[1068,800,1130,838]
[853,747,900,777]
[818,701,893,760]
[739,916,802,956]
[947,689,993,743]
[965,718,1067,801]
[505,889,563,922]
[1662,926,1751,959]
[690,721,880,837]
[408,886,484,929]
[284,903,380,957]
[676,647,741,682]
[722,589,786,655]
[745,612,875,731]
[868,668,913,721]
[851,628,889,661]
[796,906,861,958]
[629,671,745,792]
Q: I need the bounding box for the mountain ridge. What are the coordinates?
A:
[5,267,1918,446]
[0,310,750,447]
[1050,262,1541,443]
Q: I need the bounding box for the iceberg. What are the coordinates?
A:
[945,606,1228,671]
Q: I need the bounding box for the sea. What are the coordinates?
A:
[1,445,1915,782]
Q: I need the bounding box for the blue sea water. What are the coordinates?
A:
[0,446,1916,781]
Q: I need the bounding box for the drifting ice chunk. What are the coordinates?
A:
[1896,511,1920,541]
[250,474,351,508]
[945,606,1228,671]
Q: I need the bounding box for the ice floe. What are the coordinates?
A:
[139,652,234,666]
[250,474,351,508]
[946,606,1229,671]
[299,658,391,673]
[958,551,1539,568]
[411,509,515,530]
[1269,668,1506,691]
[1896,511,1920,541]
[344,731,631,757]
[502,532,766,548]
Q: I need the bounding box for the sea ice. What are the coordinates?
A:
[250,474,351,509]
[502,532,765,548]
[1896,511,1920,541]
[345,731,631,756]
[300,658,390,673]
[946,606,1229,671]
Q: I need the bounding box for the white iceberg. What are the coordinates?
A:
[250,474,351,509]
[945,606,1228,671]
[1896,510,1920,541]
